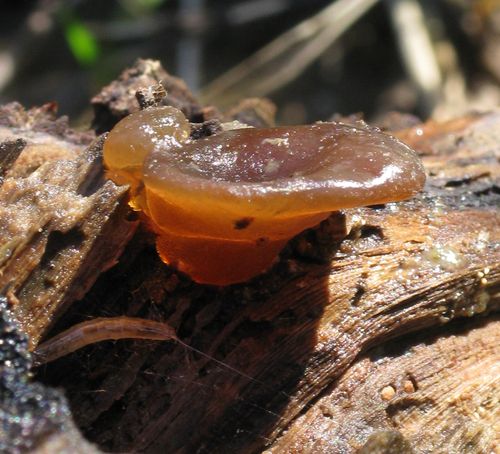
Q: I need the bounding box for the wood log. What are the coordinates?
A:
[0,102,135,347]
[0,60,498,453]
[269,317,500,453]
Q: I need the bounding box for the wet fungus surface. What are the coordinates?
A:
[103,106,425,285]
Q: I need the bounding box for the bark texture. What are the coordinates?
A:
[0,60,498,453]
[0,102,135,347]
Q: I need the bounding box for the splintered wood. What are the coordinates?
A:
[0,103,136,346]
[269,318,500,453]
[0,60,498,453]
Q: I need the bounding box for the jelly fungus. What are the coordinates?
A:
[104,107,426,285]
[103,106,190,208]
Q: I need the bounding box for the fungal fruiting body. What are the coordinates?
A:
[104,107,426,285]
[103,106,190,209]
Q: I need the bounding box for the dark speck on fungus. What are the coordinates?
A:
[104,106,426,285]
[234,217,254,230]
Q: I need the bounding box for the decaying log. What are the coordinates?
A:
[90,58,217,133]
[0,102,136,346]
[269,316,500,453]
[0,60,498,453]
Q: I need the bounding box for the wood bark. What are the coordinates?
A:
[0,60,498,453]
[0,103,135,347]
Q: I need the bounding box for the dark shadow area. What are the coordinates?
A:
[41,228,85,268]
[37,214,343,453]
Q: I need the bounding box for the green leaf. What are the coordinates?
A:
[64,20,99,66]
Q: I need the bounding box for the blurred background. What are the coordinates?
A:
[1,0,500,126]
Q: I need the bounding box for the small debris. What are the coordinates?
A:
[380,385,396,401]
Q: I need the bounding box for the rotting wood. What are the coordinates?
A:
[0,60,498,453]
[91,58,218,134]
[0,103,136,346]
[42,62,499,453]
[268,316,500,453]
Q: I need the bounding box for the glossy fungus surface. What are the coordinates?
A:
[103,106,190,204]
[104,107,426,285]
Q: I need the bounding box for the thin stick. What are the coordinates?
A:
[33,317,177,365]
[201,0,379,106]
[33,316,265,386]
[385,0,442,114]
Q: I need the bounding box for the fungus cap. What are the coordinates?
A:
[104,107,426,285]
[103,106,190,187]
[143,123,426,239]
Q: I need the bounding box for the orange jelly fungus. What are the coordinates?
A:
[103,106,190,208]
[104,107,426,285]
